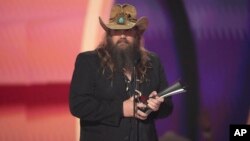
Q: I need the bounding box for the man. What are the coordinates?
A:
[69,3,173,141]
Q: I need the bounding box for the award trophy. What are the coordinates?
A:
[136,81,187,114]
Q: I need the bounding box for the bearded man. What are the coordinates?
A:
[69,3,173,141]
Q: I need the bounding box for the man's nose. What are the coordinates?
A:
[120,33,126,39]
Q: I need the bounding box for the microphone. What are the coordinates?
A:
[138,81,187,114]
[133,51,141,66]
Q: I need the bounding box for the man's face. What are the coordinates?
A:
[110,29,136,49]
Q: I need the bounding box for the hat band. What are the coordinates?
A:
[109,13,137,24]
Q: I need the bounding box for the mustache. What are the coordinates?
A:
[117,39,129,45]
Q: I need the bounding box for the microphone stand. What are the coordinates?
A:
[133,60,139,141]
[131,52,140,141]
[133,65,139,141]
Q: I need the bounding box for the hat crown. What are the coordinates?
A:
[99,3,148,32]
[109,4,137,25]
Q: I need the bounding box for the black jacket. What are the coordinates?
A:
[69,51,173,141]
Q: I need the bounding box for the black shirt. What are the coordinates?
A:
[69,51,173,141]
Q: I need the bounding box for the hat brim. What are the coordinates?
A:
[99,17,148,33]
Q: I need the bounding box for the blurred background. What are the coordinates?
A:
[0,0,249,141]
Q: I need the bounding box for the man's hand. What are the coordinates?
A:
[123,96,135,117]
[123,90,164,120]
[123,96,149,120]
[147,91,164,112]
[135,102,148,120]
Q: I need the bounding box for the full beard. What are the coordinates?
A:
[107,38,140,72]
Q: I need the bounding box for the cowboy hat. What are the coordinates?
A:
[99,4,148,33]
